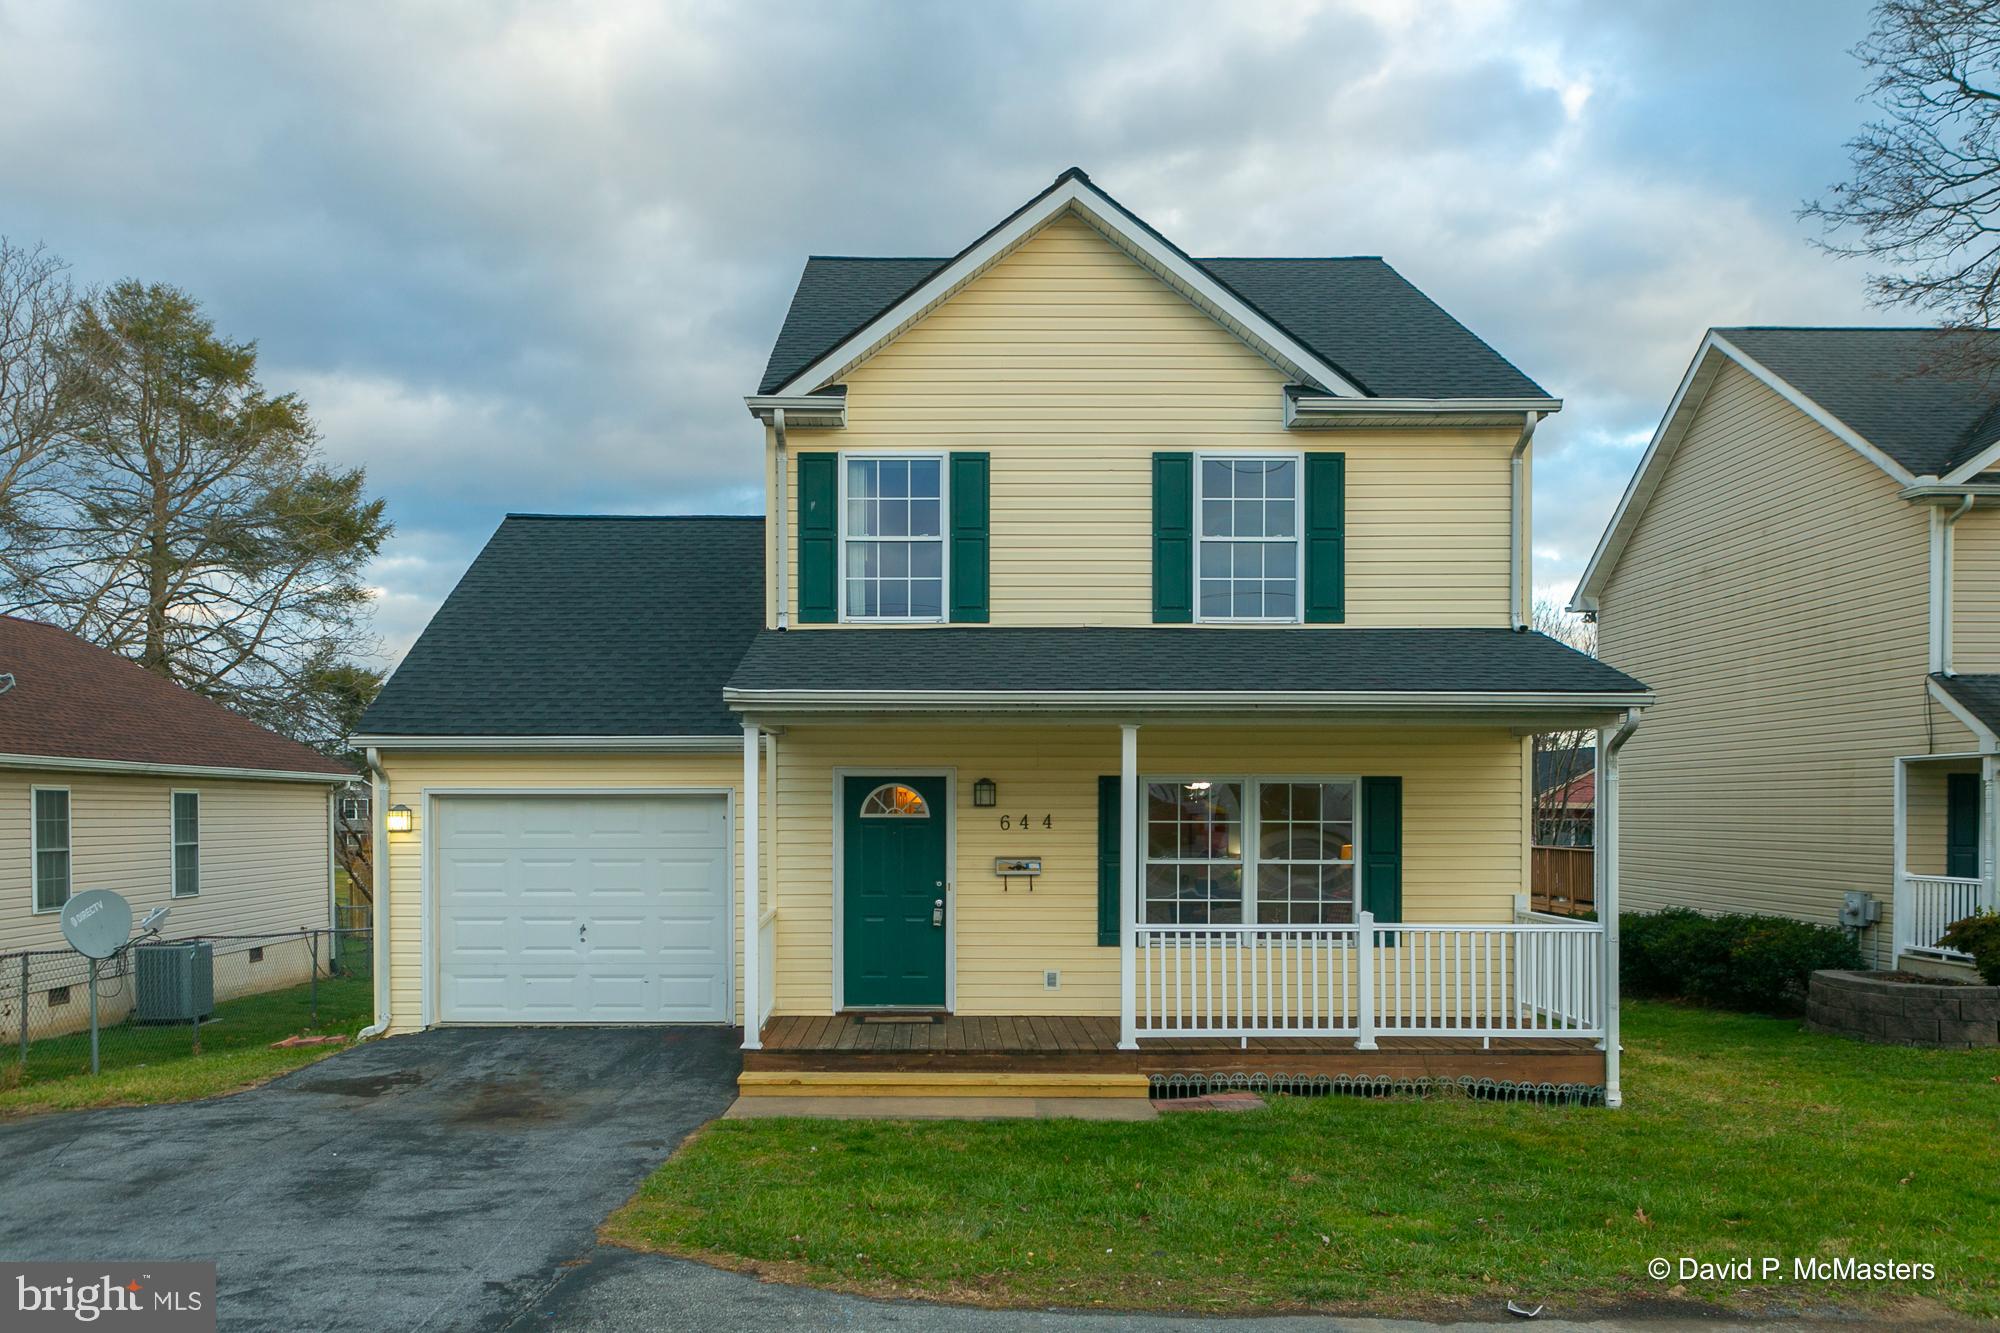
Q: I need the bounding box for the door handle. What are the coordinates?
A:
[931,899,944,928]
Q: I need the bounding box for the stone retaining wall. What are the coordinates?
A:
[1806,970,1999,1049]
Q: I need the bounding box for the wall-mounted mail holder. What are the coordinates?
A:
[994,857,1042,891]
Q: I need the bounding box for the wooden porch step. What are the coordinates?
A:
[736,1070,1152,1100]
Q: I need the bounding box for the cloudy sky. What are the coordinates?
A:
[0,0,1895,660]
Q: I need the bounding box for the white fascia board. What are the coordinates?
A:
[1937,445,2000,485]
[1900,483,2000,501]
[349,734,741,753]
[1925,677,2000,752]
[0,752,351,783]
[1287,395,1563,418]
[768,175,1366,400]
[744,394,847,427]
[1570,331,1920,614]
[722,688,1652,714]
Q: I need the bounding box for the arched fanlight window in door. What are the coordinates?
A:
[859,783,930,818]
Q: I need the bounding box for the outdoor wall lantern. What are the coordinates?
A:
[972,777,997,808]
[386,804,415,833]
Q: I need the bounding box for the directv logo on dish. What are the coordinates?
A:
[4,1263,215,1331]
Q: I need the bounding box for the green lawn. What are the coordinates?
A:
[0,974,372,1116]
[605,1002,2000,1319]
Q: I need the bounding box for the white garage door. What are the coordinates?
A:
[435,794,730,1023]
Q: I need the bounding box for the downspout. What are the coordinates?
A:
[772,408,789,630]
[1937,492,1975,675]
[358,747,391,1039]
[1509,412,1542,631]
[1600,708,1640,1110]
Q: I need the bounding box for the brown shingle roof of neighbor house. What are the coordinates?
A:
[0,615,354,780]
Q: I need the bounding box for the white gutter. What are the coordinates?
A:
[348,734,740,753]
[0,753,350,783]
[723,687,1652,714]
[772,407,789,630]
[357,746,391,1041]
[1286,395,1563,419]
[1510,411,1543,631]
[1926,676,2000,752]
[1599,708,1641,1110]
[744,394,846,428]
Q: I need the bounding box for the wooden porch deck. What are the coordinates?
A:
[747,1013,1604,1084]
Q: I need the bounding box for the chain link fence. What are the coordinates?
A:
[1,927,372,1082]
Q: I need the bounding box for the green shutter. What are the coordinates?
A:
[1097,776,1122,946]
[1304,452,1346,624]
[1152,452,1193,623]
[1948,772,1982,879]
[1361,775,1402,925]
[949,452,990,623]
[796,452,838,623]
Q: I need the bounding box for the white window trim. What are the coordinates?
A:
[837,449,952,624]
[1139,773,1361,925]
[29,784,71,915]
[171,788,201,898]
[1191,450,1306,625]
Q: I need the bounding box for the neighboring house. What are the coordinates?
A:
[1536,767,1595,848]
[357,169,1650,1104]
[1574,327,2000,973]
[0,615,355,1032]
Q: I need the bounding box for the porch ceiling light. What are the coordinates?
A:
[386,804,414,833]
[973,777,997,808]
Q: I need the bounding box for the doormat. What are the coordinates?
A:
[857,1014,942,1025]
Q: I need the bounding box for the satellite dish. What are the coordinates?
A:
[60,889,134,959]
[138,905,171,934]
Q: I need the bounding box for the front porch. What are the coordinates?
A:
[1893,752,1998,966]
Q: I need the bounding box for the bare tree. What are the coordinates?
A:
[1804,0,2000,372]
[1531,599,1597,849]
[15,279,390,743]
[0,238,78,600]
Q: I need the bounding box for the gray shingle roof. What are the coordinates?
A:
[1719,327,2000,477]
[1931,672,2000,736]
[359,516,764,737]
[725,627,1644,697]
[756,221,1550,400]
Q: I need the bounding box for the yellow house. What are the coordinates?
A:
[356,170,1649,1104]
[1575,327,2000,978]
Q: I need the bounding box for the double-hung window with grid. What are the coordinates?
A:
[843,455,945,620]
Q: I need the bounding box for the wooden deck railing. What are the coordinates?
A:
[1134,914,1606,1045]
[1530,845,1595,916]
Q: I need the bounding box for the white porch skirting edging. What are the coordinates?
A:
[1133,912,1606,1045]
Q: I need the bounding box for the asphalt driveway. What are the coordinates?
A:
[0,1026,739,1332]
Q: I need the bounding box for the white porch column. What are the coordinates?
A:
[1599,720,1626,1110]
[1119,723,1139,1050]
[1892,757,1910,966]
[1983,755,1998,916]
[742,722,761,1051]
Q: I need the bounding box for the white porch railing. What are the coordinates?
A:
[1900,875,1987,960]
[1134,912,1606,1044]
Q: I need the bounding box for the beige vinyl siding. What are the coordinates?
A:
[767,212,1517,630]
[0,769,333,953]
[1950,506,2000,671]
[765,721,1528,1016]
[375,750,747,1033]
[1596,361,1955,967]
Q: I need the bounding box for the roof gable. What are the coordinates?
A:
[1571,328,1980,612]
[0,616,352,778]
[757,169,1550,402]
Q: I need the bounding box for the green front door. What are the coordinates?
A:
[1948,772,1982,879]
[843,775,949,1008]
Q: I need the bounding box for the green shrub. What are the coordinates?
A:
[1940,912,2000,985]
[1620,908,1864,1014]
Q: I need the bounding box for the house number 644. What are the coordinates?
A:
[999,814,1053,830]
